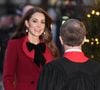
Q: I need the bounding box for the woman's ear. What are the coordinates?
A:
[25,20,29,28]
[59,36,63,45]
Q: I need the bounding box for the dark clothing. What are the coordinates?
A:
[38,57,100,90]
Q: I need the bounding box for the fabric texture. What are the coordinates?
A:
[26,42,46,67]
[3,37,53,90]
[38,57,100,90]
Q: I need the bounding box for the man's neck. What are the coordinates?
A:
[64,45,82,53]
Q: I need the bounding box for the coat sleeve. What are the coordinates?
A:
[37,63,65,90]
[3,40,18,90]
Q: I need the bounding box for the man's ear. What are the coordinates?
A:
[59,36,63,45]
[82,36,86,45]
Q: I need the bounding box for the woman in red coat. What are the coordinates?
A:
[3,6,59,90]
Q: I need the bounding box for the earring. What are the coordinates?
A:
[26,29,28,32]
[43,32,46,35]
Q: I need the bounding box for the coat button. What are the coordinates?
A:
[31,81,34,84]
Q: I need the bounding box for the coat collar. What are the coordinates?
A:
[22,36,34,59]
[64,49,88,63]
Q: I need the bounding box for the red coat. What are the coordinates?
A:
[3,37,53,90]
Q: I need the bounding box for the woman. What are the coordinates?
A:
[3,7,59,90]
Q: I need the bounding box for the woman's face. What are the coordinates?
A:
[25,12,45,37]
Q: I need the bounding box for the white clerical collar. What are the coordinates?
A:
[65,48,82,53]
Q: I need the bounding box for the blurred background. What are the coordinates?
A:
[0,0,100,89]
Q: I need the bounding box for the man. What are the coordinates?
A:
[37,19,100,90]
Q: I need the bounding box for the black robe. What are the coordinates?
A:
[37,57,100,90]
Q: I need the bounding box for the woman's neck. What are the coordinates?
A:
[28,35,40,45]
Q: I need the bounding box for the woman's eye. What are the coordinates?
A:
[41,22,45,24]
[30,19,45,24]
[32,20,37,23]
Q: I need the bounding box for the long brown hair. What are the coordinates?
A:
[12,6,60,58]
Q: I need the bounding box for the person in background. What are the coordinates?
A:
[13,8,22,27]
[37,19,100,90]
[22,3,34,16]
[3,6,60,90]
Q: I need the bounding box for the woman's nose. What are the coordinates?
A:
[37,22,41,27]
